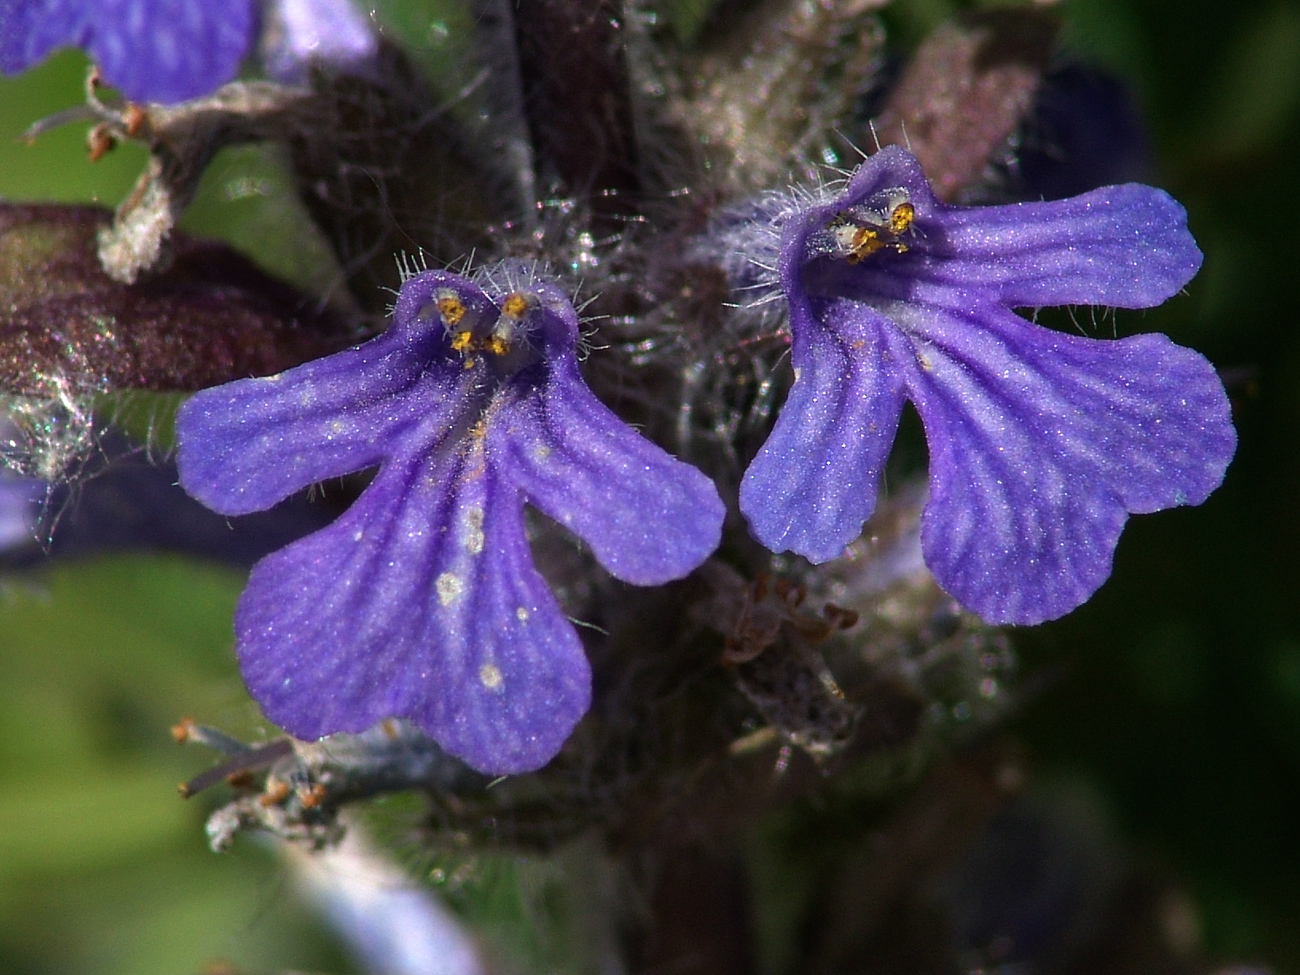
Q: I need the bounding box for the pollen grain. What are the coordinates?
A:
[889,201,915,234]
[437,294,466,326]
[501,293,530,318]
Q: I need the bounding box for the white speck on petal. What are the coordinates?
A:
[436,572,463,606]
[462,506,485,554]
[478,663,503,690]
[515,607,529,622]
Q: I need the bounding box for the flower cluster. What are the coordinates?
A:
[1,1,1235,773]
[174,142,1233,769]
[0,0,373,103]
[176,265,725,774]
[735,147,1235,625]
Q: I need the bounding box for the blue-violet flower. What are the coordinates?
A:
[259,0,376,87]
[0,0,374,103]
[176,265,725,773]
[738,146,1234,625]
[1,0,254,103]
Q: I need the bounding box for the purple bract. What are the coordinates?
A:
[176,264,725,774]
[738,146,1235,625]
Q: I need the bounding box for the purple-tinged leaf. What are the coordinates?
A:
[0,204,349,396]
[873,10,1059,201]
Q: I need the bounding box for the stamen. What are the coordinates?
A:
[846,228,885,264]
[826,196,914,265]
[501,293,531,319]
[889,201,915,234]
[436,291,466,326]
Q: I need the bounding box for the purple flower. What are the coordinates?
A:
[0,0,374,104]
[259,0,376,87]
[738,146,1234,625]
[0,0,254,103]
[176,264,724,774]
[0,471,43,552]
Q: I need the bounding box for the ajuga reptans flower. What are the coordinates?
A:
[0,0,374,103]
[177,265,725,774]
[738,146,1235,625]
[0,0,254,102]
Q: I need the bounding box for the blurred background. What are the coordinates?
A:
[1,0,1298,971]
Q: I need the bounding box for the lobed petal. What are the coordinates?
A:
[0,0,82,73]
[754,145,1231,624]
[739,297,908,564]
[498,358,724,585]
[91,0,253,103]
[887,298,1234,624]
[1,0,254,102]
[176,325,465,516]
[788,147,1201,313]
[916,183,1202,309]
[236,445,591,775]
[262,0,377,84]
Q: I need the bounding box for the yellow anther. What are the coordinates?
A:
[846,229,885,264]
[852,226,879,250]
[483,335,509,356]
[437,294,466,326]
[450,331,474,353]
[501,293,530,319]
[889,201,915,235]
[830,199,913,265]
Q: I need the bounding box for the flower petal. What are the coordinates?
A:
[918,183,1203,309]
[90,0,253,103]
[177,329,466,516]
[498,357,724,585]
[0,0,85,73]
[262,0,377,84]
[739,297,908,563]
[790,147,1200,312]
[235,446,591,774]
[890,299,1234,624]
[3,0,256,102]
